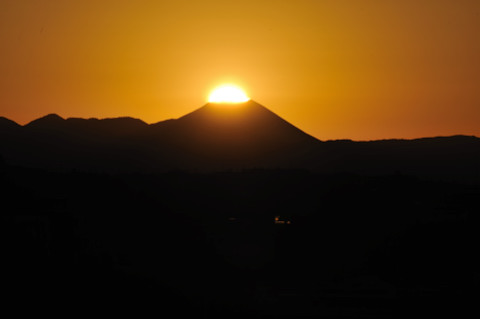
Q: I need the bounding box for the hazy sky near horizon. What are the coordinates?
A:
[1,0,479,140]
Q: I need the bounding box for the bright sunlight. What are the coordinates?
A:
[208,85,250,103]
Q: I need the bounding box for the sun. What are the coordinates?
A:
[208,84,250,103]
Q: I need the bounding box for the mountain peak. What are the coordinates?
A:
[181,100,265,118]
[0,116,20,127]
[168,99,320,169]
[39,113,64,121]
[26,113,65,128]
[99,116,147,127]
[177,100,318,142]
[179,100,285,128]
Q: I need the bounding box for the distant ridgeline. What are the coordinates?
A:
[1,101,479,182]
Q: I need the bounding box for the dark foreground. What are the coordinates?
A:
[1,163,479,318]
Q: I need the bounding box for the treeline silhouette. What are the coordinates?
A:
[1,160,479,317]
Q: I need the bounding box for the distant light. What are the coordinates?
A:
[208,85,250,103]
[274,216,291,225]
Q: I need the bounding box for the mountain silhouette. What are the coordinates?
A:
[150,100,320,169]
[25,113,65,129]
[0,101,320,172]
[2,103,480,318]
[0,101,479,180]
[0,117,21,135]
[25,114,149,136]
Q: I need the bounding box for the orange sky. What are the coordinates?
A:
[1,0,479,140]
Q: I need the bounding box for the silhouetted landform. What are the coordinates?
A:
[1,103,480,317]
[1,101,479,182]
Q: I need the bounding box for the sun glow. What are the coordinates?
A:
[208,85,250,103]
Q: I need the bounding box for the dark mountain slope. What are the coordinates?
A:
[154,100,321,169]
[0,117,20,129]
[0,101,320,172]
[0,102,479,180]
[313,135,480,181]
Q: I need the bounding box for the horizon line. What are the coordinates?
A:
[1,112,478,143]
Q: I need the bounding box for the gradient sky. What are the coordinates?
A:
[1,0,479,140]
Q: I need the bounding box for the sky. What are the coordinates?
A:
[1,0,479,140]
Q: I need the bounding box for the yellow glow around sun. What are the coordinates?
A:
[208,85,250,103]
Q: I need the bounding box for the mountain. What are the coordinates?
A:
[150,100,321,169]
[25,113,65,129]
[0,101,320,172]
[0,117,20,133]
[312,135,480,180]
[0,101,479,181]
[24,114,149,136]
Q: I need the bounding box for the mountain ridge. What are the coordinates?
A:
[4,112,477,142]
[1,101,479,180]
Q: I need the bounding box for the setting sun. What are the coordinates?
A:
[208,85,250,103]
